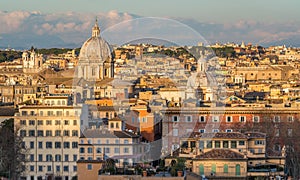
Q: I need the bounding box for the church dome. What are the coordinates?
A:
[79,19,112,62]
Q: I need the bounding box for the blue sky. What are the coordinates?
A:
[0,0,300,48]
[1,0,300,23]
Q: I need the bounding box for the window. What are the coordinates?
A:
[72,130,78,137]
[55,120,61,125]
[29,130,35,136]
[47,166,51,172]
[65,155,69,161]
[38,154,43,161]
[64,142,70,149]
[73,155,78,161]
[223,141,229,148]
[55,130,61,136]
[29,120,35,126]
[110,123,114,128]
[73,166,77,172]
[212,129,219,133]
[72,142,78,148]
[239,141,245,146]
[273,116,280,123]
[87,164,92,170]
[115,139,120,144]
[55,142,61,149]
[73,120,77,125]
[215,141,220,148]
[55,155,61,162]
[63,166,69,172]
[80,148,85,153]
[46,142,52,149]
[30,141,34,148]
[224,164,228,173]
[199,141,205,149]
[30,154,34,161]
[239,116,246,122]
[30,166,34,172]
[96,148,102,153]
[114,148,120,153]
[199,129,205,133]
[253,116,260,123]
[37,120,43,125]
[212,116,219,122]
[38,166,43,172]
[172,115,179,122]
[46,120,52,125]
[131,117,135,123]
[20,130,26,137]
[173,129,178,136]
[38,142,43,149]
[255,140,265,145]
[104,148,110,153]
[20,120,26,125]
[124,147,129,153]
[46,154,52,161]
[56,166,60,172]
[185,116,192,122]
[56,111,62,116]
[199,116,206,122]
[226,116,232,122]
[206,141,212,148]
[288,116,294,122]
[64,130,69,136]
[46,130,52,136]
[89,139,92,144]
[142,117,147,123]
[124,140,129,144]
[88,147,93,153]
[288,129,293,137]
[226,129,233,133]
[64,120,69,125]
[231,141,237,148]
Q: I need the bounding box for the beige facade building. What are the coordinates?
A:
[15,96,82,180]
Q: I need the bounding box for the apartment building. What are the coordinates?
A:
[15,96,82,180]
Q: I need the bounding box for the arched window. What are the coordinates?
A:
[224,164,228,173]
[235,164,241,176]
[211,164,216,174]
[199,164,204,175]
[110,122,114,128]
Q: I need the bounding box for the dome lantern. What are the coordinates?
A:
[92,18,100,37]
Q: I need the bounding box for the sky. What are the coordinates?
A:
[1,0,300,48]
[1,0,300,22]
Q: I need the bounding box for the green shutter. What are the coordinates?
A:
[236,164,241,176]
[224,164,228,173]
[212,164,216,173]
[199,164,204,175]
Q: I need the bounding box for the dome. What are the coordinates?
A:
[78,19,112,62]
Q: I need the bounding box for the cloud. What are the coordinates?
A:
[0,10,300,48]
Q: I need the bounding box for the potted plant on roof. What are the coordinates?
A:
[170,158,186,177]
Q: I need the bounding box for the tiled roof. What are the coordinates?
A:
[196,149,245,159]
[244,132,266,138]
[113,131,139,138]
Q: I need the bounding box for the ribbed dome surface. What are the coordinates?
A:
[78,36,112,62]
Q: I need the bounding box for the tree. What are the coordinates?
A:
[0,119,27,179]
